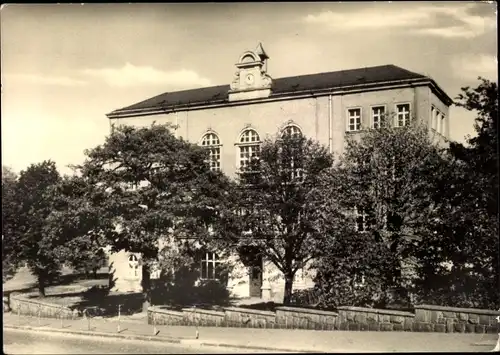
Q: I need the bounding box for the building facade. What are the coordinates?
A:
[106,44,452,301]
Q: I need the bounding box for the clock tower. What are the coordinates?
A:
[228,43,273,102]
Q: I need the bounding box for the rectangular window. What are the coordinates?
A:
[200,252,222,280]
[347,108,362,132]
[354,207,374,232]
[372,106,386,129]
[396,104,410,127]
[430,106,435,130]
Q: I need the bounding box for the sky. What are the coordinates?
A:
[1,2,497,176]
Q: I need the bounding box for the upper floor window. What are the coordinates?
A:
[201,132,221,172]
[372,106,386,129]
[439,113,446,136]
[396,104,411,127]
[200,252,222,280]
[238,129,261,171]
[354,206,374,232]
[282,125,302,138]
[347,108,362,132]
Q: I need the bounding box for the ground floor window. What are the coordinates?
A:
[128,254,139,277]
[200,252,222,280]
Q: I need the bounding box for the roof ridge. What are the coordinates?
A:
[108,64,440,116]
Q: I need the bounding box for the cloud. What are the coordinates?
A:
[3,73,87,86]
[81,63,212,89]
[451,54,497,81]
[304,3,496,39]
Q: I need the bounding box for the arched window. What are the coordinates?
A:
[282,125,302,138]
[128,254,139,277]
[281,125,304,180]
[201,132,221,172]
[238,129,261,170]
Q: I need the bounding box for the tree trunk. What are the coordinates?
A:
[282,274,294,305]
[38,274,46,298]
[93,268,98,279]
[141,264,151,313]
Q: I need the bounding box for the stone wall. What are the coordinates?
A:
[414,304,499,334]
[148,304,499,334]
[276,306,338,330]
[224,307,276,328]
[337,306,415,331]
[9,294,79,320]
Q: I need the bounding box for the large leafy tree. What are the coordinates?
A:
[73,123,232,310]
[2,166,22,282]
[46,175,112,280]
[416,78,499,308]
[9,161,64,296]
[220,132,336,305]
[315,122,447,308]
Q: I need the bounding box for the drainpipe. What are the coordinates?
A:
[328,94,333,154]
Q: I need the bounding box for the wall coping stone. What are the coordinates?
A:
[414,304,500,315]
[181,307,225,317]
[223,306,276,317]
[337,306,415,317]
[11,293,72,311]
[276,306,338,317]
[148,307,184,317]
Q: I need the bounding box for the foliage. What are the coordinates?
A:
[2,166,21,282]
[46,174,112,279]
[7,161,64,296]
[414,78,499,309]
[218,132,337,304]
[315,122,448,308]
[73,123,233,307]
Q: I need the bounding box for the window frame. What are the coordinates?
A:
[281,124,303,138]
[200,131,223,172]
[200,252,222,281]
[346,107,363,132]
[394,102,411,127]
[371,105,387,129]
[439,112,446,136]
[235,128,262,173]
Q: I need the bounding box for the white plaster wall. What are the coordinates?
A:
[108,250,142,293]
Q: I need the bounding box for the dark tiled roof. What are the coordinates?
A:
[107,64,446,117]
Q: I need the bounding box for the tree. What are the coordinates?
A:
[316,122,448,308]
[415,78,499,308]
[11,161,63,297]
[2,166,21,282]
[46,175,112,280]
[219,132,336,305]
[74,123,232,310]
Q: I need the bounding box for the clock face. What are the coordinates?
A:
[245,74,254,85]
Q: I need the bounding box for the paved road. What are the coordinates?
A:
[3,328,266,354]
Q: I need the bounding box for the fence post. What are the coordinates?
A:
[37,304,41,326]
[60,305,64,328]
[86,310,91,331]
[117,304,121,333]
[17,303,20,324]
[152,311,158,336]
[194,306,199,339]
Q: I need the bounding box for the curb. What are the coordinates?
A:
[3,324,318,353]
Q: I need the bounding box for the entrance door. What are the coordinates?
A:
[249,256,263,298]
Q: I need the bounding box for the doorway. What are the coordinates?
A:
[249,256,263,298]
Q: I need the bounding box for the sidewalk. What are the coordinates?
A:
[3,312,498,353]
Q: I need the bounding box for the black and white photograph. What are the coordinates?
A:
[1,2,499,353]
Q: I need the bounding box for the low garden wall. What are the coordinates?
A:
[9,293,79,319]
[337,306,414,331]
[413,304,499,334]
[148,304,500,334]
